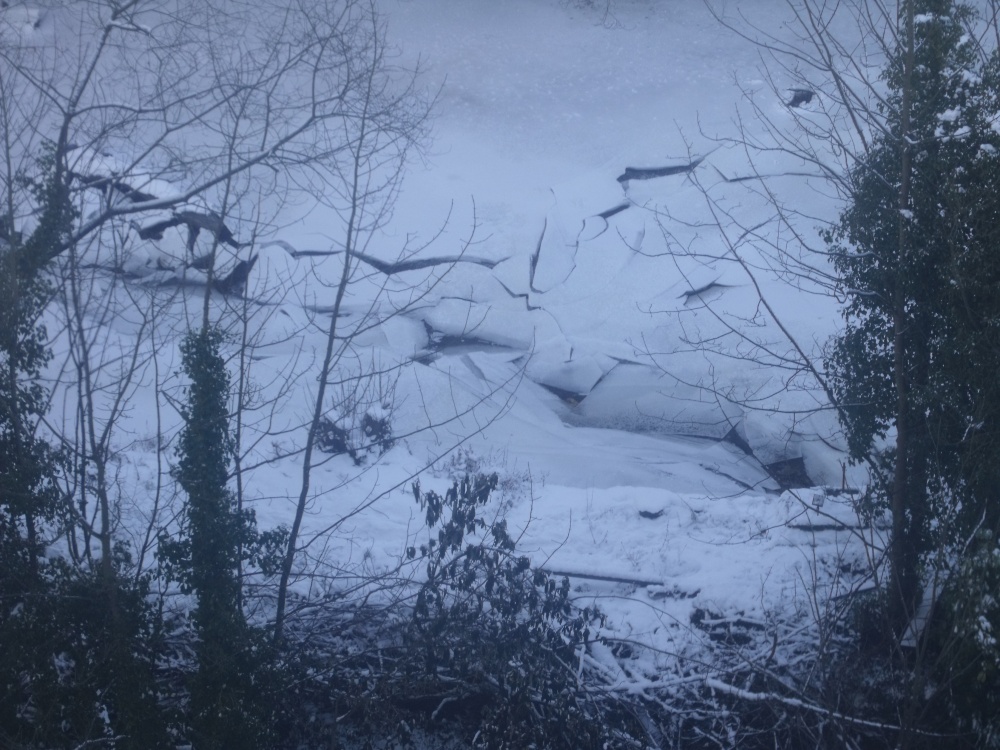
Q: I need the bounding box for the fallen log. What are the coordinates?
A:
[538,568,663,588]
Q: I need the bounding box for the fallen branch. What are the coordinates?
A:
[539,568,663,587]
[705,678,947,736]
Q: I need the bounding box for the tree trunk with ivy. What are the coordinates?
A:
[828,0,1000,629]
[174,327,273,749]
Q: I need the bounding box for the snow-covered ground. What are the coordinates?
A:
[35,0,880,689]
[322,0,871,606]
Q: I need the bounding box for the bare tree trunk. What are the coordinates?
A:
[273,85,371,642]
[890,0,917,630]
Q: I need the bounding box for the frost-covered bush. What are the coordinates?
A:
[314,415,356,460]
[0,557,169,749]
[927,532,1000,746]
[397,474,641,749]
[315,404,395,465]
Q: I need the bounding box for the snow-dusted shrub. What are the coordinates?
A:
[0,557,169,749]
[319,364,398,465]
[924,532,1000,747]
[315,372,396,465]
[397,474,642,749]
[315,403,395,466]
[314,415,357,461]
[361,407,394,456]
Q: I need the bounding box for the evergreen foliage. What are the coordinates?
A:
[0,151,71,584]
[0,154,168,748]
[827,0,1000,609]
[826,1,1000,742]
[0,558,168,749]
[163,327,285,749]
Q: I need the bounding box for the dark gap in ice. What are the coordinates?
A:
[721,424,753,455]
[538,382,587,406]
[70,170,158,203]
[414,321,519,364]
[785,88,815,108]
[495,279,541,310]
[763,456,813,490]
[213,255,258,296]
[529,217,545,293]
[616,154,705,184]
[679,280,733,304]
[262,241,501,275]
[699,463,758,492]
[598,202,630,219]
[138,209,246,249]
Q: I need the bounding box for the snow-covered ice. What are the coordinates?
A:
[40,0,880,693]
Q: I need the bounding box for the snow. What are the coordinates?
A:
[37,0,879,700]
[0,4,44,38]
